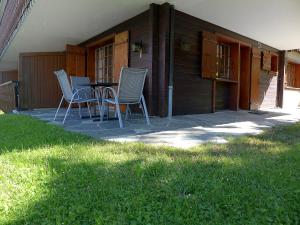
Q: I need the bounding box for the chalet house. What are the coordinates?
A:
[0,0,299,115]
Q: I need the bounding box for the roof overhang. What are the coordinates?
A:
[1,0,300,70]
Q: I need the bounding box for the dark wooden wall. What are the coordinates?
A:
[173,11,212,115]
[215,82,231,111]
[0,71,18,84]
[80,7,159,115]
[19,52,66,109]
[173,10,279,115]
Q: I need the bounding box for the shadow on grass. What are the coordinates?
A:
[3,124,300,224]
[1,114,300,224]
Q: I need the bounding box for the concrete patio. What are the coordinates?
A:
[17,108,300,148]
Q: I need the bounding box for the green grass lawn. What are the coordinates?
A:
[0,114,300,225]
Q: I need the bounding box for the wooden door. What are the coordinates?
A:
[66,45,86,76]
[113,31,129,82]
[202,31,217,79]
[250,47,261,110]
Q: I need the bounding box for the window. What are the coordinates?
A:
[95,44,114,82]
[217,43,231,79]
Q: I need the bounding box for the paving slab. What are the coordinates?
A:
[16,108,300,148]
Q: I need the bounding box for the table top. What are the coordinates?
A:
[79,82,118,87]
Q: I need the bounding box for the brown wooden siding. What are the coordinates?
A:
[215,82,230,110]
[0,70,18,84]
[239,47,251,110]
[19,52,66,109]
[173,10,279,115]
[80,10,158,115]
[173,11,212,115]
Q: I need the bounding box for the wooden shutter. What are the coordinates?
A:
[250,47,261,110]
[113,31,129,82]
[66,45,86,76]
[114,31,129,82]
[201,31,217,79]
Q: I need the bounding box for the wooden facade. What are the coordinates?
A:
[172,9,280,115]
[2,3,284,115]
[80,6,162,116]
[18,52,66,109]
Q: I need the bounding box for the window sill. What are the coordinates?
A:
[285,86,300,91]
[216,78,238,84]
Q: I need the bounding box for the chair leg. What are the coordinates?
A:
[139,103,145,116]
[78,103,82,118]
[125,104,130,120]
[63,101,72,124]
[95,89,102,118]
[54,96,64,121]
[114,104,117,118]
[100,100,105,122]
[97,100,102,118]
[115,103,124,128]
[87,102,92,119]
[141,95,151,126]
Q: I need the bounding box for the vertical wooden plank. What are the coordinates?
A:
[239,47,251,110]
[158,3,171,117]
[113,31,129,82]
[211,80,216,112]
[295,64,300,88]
[66,45,86,76]
[277,51,286,107]
[250,47,261,110]
[202,31,217,79]
[147,3,159,115]
[229,43,240,111]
